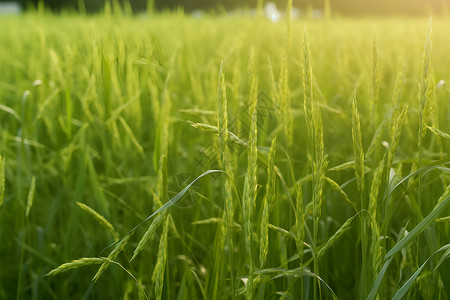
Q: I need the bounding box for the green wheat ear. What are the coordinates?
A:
[217,60,228,169]
[131,211,166,261]
[316,213,359,261]
[259,136,277,268]
[45,258,106,277]
[25,177,36,218]
[369,158,384,277]
[303,27,328,286]
[352,92,365,200]
[388,102,409,169]
[216,60,236,295]
[77,201,119,241]
[421,71,435,139]
[417,17,433,224]
[303,29,314,142]
[216,60,234,236]
[279,50,292,146]
[152,216,169,300]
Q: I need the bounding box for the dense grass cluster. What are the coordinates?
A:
[0,6,449,299]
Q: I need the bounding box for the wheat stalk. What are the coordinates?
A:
[312,108,327,240]
[152,216,169,300]
[295,183,305,265]
[303,29,328,297]
[352,90,368,297]
[259,136,277,268]
[352,93,365,199]
[417,17,432,221]
[243,65,258,298]
[216,60,236,295]
[369,159,384,278]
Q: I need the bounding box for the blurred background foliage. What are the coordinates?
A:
[1,0,449,16]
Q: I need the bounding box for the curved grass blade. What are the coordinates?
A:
[100,170,227,255]
[367,225,408,300]
[385,184,450,260]
[392,244,450,300]
[434,247,450,271]
[106,259,149,300]
[93,232,133,282]
[255,267,338,300]
[385,156,450,201]
[0,104,21,122]
[367,256,394,300]
[427,126,450,141]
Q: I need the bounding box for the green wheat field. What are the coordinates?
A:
[0,4,449,300]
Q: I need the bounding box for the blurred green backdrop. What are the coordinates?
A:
[1,0,448,15]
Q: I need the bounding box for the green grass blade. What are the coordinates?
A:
[385,157,450,200]
[101,170,227,254]
[367,256,394,300]
[392,244,450,300]
[367,225,409,300]
[254,267,338,300]
[385,184,450,259]
[426,126,450,141]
